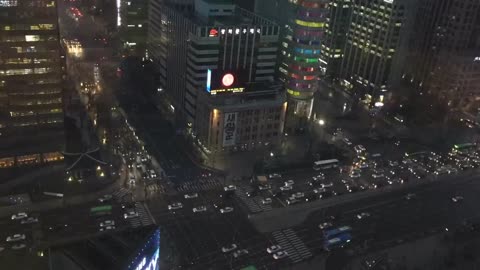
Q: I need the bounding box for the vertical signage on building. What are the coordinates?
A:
[223,112,237,147]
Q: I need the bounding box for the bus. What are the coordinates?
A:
[323,226,352,239]
[323,233,352,251]
[43,192,64,198]
[313,159,339,171]
[90,205,112,216]
[452,143,476,154]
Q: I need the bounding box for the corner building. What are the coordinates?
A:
[279,0,329,133]
[0,0,65,172]
[149,0,286,151]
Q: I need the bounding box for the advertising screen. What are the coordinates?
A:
[206,69,247,95]
[127,228,160,270]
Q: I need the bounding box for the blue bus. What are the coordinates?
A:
[323,233,352,251]
[323,226,352,239]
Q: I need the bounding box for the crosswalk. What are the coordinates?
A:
[175,178,222,192]
[112,188,131,201]
[272,229,312,264]
[146,184,167,194]
[128,202,155,228]
[234,184,272,213]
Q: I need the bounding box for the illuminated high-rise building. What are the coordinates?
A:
[0,0,65,173]
[279,0,329,133]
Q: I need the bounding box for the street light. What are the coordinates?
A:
[270,152,274,157]
[318,119,325,126]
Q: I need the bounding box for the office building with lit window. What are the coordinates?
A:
[118,0,149,55]
[149,0,286,151]
[278,0,329,133]
[0,0,65,174]
[339,0,414,107]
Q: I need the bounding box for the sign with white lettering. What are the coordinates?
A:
[223,112,237,147]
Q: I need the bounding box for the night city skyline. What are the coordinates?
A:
[0,0,480,269]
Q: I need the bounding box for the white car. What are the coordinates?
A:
[342,138,352,146]
[268,173,282,179]
[356,212,371,219]
[220,207,234,214]
[280,185,293,191]
[11,212,28,220]
[100,220,115,227]
[98,194,112,203]
[6,234,26,242]
[233,249,249,258]
[224,185,237,191]
[350,173,361,178]
[313,188,325,194]
[293,192,305,199]
[451,196,464,203]
[221,244,237,253]
[273,251,288,259]
[184,193,198,199]
[284,180,294,186]
[318,222,333,230]
[321,182,334,188]
[124,210,139,219]
[168,202,183,210]
[286,198,298,205]
[193,206,207,213]
[100,225,115,232]
[258,184,272,190]
[267,245,282,254]
[11,244,26,250]
[21,217,39,224]
[261,198,272,205]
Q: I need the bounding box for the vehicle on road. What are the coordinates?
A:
[224,185,237,191]
[284,180,294,186]
[405,193,416,200]
[321,182,334,188]
[11,212,28,220]
[356,212,371,219]
[6,234,26,242]
[313,159,339,171]
[273,251,288,259]
[451,196,464,203]
[184,193,198,199]
[246,190,257,197]
[193,206,207,213]
[305,194,318,202]
[342,138,352,146]
[319,222,333,230]
[324,226,352,239]
[21,217,38,224]
[267,245,282,254]
[286,198,299,205]
[280,185,293,191]
[124,210,139,219]
[261,198,272,205]
[168,202,183,210]
[293,192,305,199]
[220,207,234,213]
[100,225,115,232]
[313,173,325,181]
[222,244,237,253]
[98,194,112,203]
[258,184,272,190]
[11,243,26,250]
[233,249,249,258]
[100,220,115,227]
[323,233,352,251]
[313,187,326,194]
[268,173,282,179]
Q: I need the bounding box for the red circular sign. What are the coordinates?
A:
[222,73,235,87]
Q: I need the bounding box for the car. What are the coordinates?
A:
[246,190,257,197]
[304,194,318,202]
[286,198,298,205]
[11,212,28,220]
[356,212,371,219]
[184,193,198,199]
[313,187,326,194]
[261,198,272,205]
[293,192,305,199]
[313,174,325,181]
[359,163,369,169]
[220,207,234,213]
[98,194,112,203]
[318,222,333,230]
[405,193,416,200]
[284,180,294,186]
[268,173,282,179]
[6,234,26,242]
[224,185,237,191]
[11,244,26,250]
[258,184,272,190]
[193,206,207,213]
[21,217,39,224]
[100,220,115,227]
[124,210,139,219]
[451,196,464,203]
[342,138,352,146]
[372,174,384,179]
[273,251,288,259]
[168,202,183,210]
[267,245,282,254]
[221,244,237,253]
[233,249,249,258]
[100,225,115,232]
[350,173,361,178]
[321,182,334,188]
[280,185,293,191]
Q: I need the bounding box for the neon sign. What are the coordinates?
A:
[209,28,218,37]
[222,73,234,87]
[134,248,159,270]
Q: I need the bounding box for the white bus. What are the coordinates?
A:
[313,159,339,171]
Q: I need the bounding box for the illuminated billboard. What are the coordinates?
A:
[206,69,247,95]
[127,228,160,270]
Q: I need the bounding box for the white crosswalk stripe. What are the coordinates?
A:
[271,229,312,264]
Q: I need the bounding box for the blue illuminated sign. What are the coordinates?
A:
[206,69,212,93]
